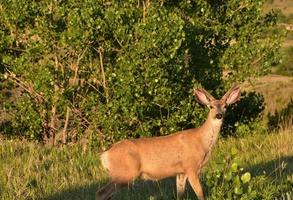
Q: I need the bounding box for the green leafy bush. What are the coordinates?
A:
[0,0,283,145]
[223,91,266,137]
[273,47,293,76]
[204,148,279,200]
[204,148,256,199]
[268,98,293,131]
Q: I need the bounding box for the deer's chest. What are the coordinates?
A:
[200,150,211,169]
[200,131,219,169]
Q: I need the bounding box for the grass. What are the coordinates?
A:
[0,128,292,200]
[0,140,104,200]
[264,0,293,17]
[243,75,293,114]
[212,130,293,177]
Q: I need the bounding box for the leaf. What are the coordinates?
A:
[231,162,238,172]
[231,147,238,156]
[241,172,251,183]
[224,171,233,181]
[234,186,243,195]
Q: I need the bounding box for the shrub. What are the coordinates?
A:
[222,91,266,137]
[204,148,256,199]
[273,47,293,76]
[204,148,278,200]
[0,0,283,145]
[268,98,293,131]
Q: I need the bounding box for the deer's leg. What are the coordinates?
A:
[186,170,204,200]
[96,181,119,200]
[96,181,111,200]
[176,174,187,199]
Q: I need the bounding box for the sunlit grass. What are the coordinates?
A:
[0,128,292,200]
[0,140,104,200]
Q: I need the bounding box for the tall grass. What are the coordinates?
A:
[0,140,105,200]
[0,129,292,200]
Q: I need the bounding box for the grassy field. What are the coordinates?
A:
[0,128,292,200]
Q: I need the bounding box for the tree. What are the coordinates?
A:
[0,0,282,146]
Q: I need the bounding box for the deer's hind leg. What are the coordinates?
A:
[176,174,187,199]
[96,181,117,200]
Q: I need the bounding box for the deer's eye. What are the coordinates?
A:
[209,105,213,109]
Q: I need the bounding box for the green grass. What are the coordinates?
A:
[211,130,293,178]
[1,129,292,200]
[0,140,104,200]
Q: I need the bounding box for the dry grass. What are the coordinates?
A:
[243,75,293,113]
[264,0,293,17]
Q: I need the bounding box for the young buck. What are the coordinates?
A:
[96,85,241,200]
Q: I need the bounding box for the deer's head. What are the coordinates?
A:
[194,85,241,121]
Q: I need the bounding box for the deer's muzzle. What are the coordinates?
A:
[215,113,223,119]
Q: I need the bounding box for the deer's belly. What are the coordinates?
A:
[140,161,184,181]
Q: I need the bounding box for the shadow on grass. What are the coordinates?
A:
[42,156,293,200]
[247,155,293,179]
[42,182,100,200]
[42,177,197,200]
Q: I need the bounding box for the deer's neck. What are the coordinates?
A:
[199,112,223,152]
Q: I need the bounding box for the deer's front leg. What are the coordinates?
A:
[186,170,204,200]
[176,174,187,199]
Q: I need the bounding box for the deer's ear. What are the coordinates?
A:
[223,85,241,105]
[194,89,214,105]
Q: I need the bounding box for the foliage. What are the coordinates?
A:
[222,92,265,136]
[0,0,283,145]
[222,91,266,137]
[204,147,289,200]
[273,46,293,76]
[203,148,257,199]
[268,98,293,131]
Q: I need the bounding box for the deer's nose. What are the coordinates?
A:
[216,113,223,119]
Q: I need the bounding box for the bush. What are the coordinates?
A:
[222,91,266,137]
[204,148,255,199]
[268,98,293,131]
[204,148,277,200]
[273,47,293,76]
[0,0,283,145]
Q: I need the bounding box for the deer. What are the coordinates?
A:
[96,85,241,200]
